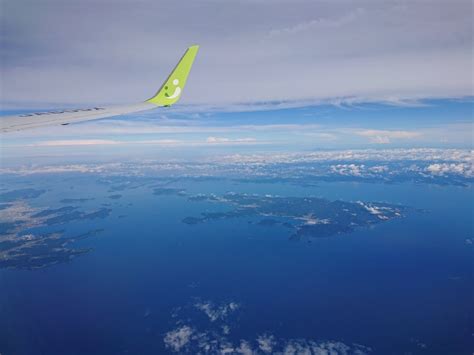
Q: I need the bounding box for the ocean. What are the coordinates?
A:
[0,175,472,354]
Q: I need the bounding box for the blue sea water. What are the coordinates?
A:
[0,176,472,354]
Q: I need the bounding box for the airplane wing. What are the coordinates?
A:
[0,45,199,133]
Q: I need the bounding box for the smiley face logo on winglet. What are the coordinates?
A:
[164,79,182,100]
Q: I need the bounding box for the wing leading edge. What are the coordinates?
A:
[0,45,199,133]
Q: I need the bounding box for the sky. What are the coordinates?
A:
[0,0,473,159]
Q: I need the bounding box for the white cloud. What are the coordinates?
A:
[268,8,366,37]
[0,149,472,183]
[369,165,389,173]
[206,137,257,144]
[194,301,240,322]
[257,334,277,353]
[355,130,421,144]
[163,327,371,354]
[2,117,471,152]
[27,139,184,147]
[331,164,365,177]
[164,299,372,353]
[32,139,120,146]
[330,164,389,177]
[222,325,230,335]
[235,340,254,355]
[426,163,473,177]
[283,340,360,355]
[219,149,474,164]
[163,325,194,352]
[18,137,262,149]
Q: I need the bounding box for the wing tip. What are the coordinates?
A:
[146,45,199,107]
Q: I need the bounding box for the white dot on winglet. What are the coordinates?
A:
[173,79,179,85]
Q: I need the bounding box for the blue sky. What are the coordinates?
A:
[1,98,472,165]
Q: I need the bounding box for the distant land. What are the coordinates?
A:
[0,180,408,270]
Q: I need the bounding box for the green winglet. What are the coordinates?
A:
[146,45,199,106]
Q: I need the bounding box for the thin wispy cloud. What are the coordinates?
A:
[355,129,421,144]
[32,139,120,146]
[206,137,256,144]
[2,119,472,152]
[21,137,264,148]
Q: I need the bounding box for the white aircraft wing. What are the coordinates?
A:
[1,45,199,133]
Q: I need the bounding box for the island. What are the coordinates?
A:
[183,192,406,239]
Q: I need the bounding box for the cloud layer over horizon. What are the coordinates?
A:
[1,0,472,109]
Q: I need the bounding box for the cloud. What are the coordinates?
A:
[329,161,474,179]
[32,139,120,146]
[235,340,254,355]
[1,1,472,108]
[194,301,240,322]
[268,7,366,37]
[42,120,324,136]
[164,299,372,354]
[257,334,277,353]
[282,340,362,355]
[206,136,257,144]
[331,164,365,177]
[1,149,472,184]
[2,114,471,152]
[219,148,473,164]
[28,139,183,147]
[1,119,324,139]
[426,163,473,177]
[163,326,194,352]
[163,328,373,354]
[355,130,421,144]
[22,137,262,148]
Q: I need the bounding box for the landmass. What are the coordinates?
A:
[0,229,103,270]
[183,192,406,239]
[60,198,94,203]
[0,188,46,202]
[153,187,187,196]
[0,198,109,270]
